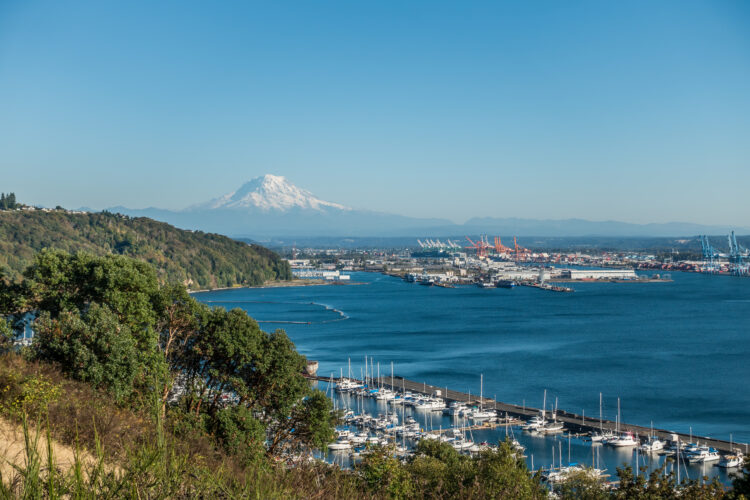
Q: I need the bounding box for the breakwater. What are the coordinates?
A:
[309,373,749,456]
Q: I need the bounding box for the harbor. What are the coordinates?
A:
[307,369,746,487]
[308,373,748,457]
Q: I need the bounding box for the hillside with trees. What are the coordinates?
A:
[0,208,290,289]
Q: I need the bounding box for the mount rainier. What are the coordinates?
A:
[107,174,748,239]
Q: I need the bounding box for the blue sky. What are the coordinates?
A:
[1,0,749,224]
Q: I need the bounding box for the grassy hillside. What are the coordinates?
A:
[0,209,290,289]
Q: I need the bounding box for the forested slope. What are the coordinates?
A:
[0,209,290,289]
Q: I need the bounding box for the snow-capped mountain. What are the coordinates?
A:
[107,174,747,239]
[193,174,349,212]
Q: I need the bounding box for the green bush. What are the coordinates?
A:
[212,405,266,463]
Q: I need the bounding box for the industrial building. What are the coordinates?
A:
[560,269,637,280]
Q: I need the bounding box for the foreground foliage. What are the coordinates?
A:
[1,250,335,459]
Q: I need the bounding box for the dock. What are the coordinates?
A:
[425,419,525,434]
[308,374,749,455]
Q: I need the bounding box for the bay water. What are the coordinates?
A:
[195,270,750,481]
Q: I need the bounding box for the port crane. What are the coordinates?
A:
[700,235,721,273]
[728,231,749,276]
[465,236,491,258]
[493,237,512,254]
[465,235,530,260]
[513,236,531,262]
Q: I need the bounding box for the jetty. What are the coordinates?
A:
[308,374,749,455]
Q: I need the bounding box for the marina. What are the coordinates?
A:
[312,373,744,486]
[309,372,749,457]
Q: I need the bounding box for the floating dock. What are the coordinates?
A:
[308,374,748,455]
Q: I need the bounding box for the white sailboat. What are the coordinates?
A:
[469,374,495,421]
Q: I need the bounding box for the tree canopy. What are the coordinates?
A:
[0,209,291,289]
[1,249,334,459]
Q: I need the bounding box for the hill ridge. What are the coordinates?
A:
[0,209,290,289]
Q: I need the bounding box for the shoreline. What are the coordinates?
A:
[189,278,366,294]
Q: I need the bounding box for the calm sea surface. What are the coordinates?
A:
[195,271,750,447]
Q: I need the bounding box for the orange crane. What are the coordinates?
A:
[493,237,512,255]
[513,237,531,261]
[465,236,491,258]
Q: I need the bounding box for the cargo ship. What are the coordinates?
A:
[496,280,518,289]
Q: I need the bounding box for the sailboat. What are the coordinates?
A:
[523,390,547,432]
[718,435,745,468]
[639,422,664,453]
[540,395,564,434]
[607,398,638,447]
[590,393,615,442]
[469,374,495,421]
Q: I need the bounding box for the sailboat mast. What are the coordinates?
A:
[480,374,483,412]
[617,397,621,434]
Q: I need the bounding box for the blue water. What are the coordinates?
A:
[195,271,750,446]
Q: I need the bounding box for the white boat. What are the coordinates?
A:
[639,436,664,453]
[366,436,383,446]
[350,432,369,446]
[335,378,363,392]
[328,438,352,451]
[540,420,564,434]
[687,446,721,463]
[546,465,607,484]
[444,401,467,417]
[415,398,446,411]
[336,429,353,440]
[607,432,638,447]
[468,409,496,421]
[373,388,396,401]
[590,393,614,442]
[717,451,744,468]
[590,430,616,443]
[523,415,545,431]
[451,437,475,450]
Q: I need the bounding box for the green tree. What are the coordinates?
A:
[473,440,547,499]
[33,304,140,401]
[358,446,414,499]
[0,314,12,347]
[730,456,750,499]
[279,389,337,453]
[557,469,608,500]
[21,250,165,400]
[409,439,476,496]
[211,405,266,464]
[180,307,262,416]
[178,306,335,456]
[613,465,726,500]
[153,283,203,417]
[22,249,160,339]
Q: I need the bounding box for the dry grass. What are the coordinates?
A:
[0,354,372,499]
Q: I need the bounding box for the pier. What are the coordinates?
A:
[309,374,749,456]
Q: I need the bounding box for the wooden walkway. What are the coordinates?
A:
[309,374,749,455]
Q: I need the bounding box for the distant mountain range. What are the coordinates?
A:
[107,174,749,239]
